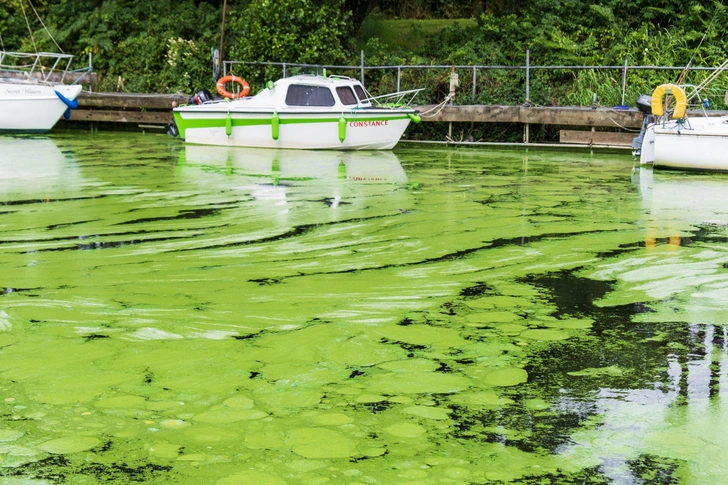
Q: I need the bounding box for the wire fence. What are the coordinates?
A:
[223,50,728,109]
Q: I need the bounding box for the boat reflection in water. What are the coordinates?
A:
[636,166,728,247]
[178,145,408,216]
[0,136,80,200]
[554,167,728,483]
[180,145,407,182]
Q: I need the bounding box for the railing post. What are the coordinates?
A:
[360,50,365,86]
[525,50,530,144]
[397,66,401,92]
[472,65,477,103]
[283,62,287,78]
[525,49,530,104]
[621,57,628,106]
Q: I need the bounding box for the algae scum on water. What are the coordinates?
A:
[0,132,728,484]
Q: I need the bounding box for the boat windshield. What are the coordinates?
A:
[285,85,335,107]
[353,85,370,104]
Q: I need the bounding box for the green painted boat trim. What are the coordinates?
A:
[173,112,412,139]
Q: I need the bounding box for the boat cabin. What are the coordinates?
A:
[234,75,375,111]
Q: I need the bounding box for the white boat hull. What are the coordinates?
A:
[172,74,421,150]
[174,110,413,150]
[640,116,728,171]
[0,82,82,132]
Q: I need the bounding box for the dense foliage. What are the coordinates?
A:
[2,0,728,113]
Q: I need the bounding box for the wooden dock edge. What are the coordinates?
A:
[69,109,172,124]
[559,130,636,147]
[412,104,645,128]
[63,94,728,147]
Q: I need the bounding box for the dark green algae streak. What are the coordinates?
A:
[0,133,727,484]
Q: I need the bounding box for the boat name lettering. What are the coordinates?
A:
[348,120,389,128]
[3,87,42,95]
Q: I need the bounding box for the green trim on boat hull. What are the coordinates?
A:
[172,111,412,139]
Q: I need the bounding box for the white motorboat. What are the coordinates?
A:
[0,51,83,132]
[170,73,422,150]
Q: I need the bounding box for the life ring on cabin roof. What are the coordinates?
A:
[651,83,687,119]
[216,75,250,99]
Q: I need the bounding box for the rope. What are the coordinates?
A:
[676,32,707,86]
[605,110,640,132]
[19,0,38,53]
[419,93,455,118]
[27,0,63,53]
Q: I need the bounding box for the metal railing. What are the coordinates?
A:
[224,50,728,106]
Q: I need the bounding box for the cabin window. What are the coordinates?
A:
[336,86,358,105]
[353,85,369,104]
[285,85,335,107]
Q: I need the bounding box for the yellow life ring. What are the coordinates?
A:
[651,83,687,119]
[216,75,250,99]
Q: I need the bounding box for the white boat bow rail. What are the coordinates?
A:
[363,88,424,108]
[0,50,91,85]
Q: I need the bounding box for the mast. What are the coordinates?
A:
[218,0,228,80]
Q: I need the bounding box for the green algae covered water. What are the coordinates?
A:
[1,132,728,484]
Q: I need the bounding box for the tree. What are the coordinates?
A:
[226,0,352,65]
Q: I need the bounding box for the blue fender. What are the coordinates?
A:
[54,90,79,109]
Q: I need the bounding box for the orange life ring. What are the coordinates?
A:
[216,75,250,99]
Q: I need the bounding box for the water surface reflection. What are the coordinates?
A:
[0,136,82,200]
[1,134,727,484]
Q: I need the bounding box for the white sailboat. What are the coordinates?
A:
[0,1,88,133]
[0,51,83,132]
[633,61,728,171]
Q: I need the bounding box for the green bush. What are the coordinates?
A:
[3,0,728,124]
